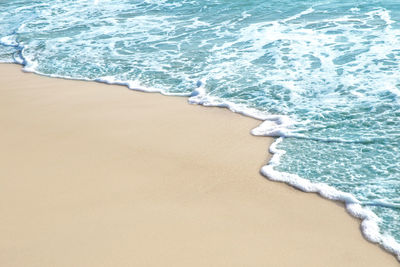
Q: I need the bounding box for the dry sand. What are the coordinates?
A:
[0,64,397,266]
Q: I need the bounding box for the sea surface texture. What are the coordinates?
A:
[1,0,399,259]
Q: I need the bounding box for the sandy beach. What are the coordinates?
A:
[0,63,397,266]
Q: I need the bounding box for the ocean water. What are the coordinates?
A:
[1,0,399,259]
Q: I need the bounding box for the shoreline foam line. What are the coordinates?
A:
[261,137,400,261]
[2,62,399,266]
[1,38,400,260]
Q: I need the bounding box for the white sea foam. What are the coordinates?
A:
[261,137,400,260]
[4,33,400,264]
[96,76,191,96]
[0,35,18,46]
[1,2,400,260]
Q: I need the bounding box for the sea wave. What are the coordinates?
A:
[1,0,399,260]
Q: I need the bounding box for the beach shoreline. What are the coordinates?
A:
[0,63,397,266]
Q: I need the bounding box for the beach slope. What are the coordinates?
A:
[0,64,397,266]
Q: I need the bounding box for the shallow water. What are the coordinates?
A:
[1,0,399,259]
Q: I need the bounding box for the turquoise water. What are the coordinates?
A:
[1,0,399,259]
